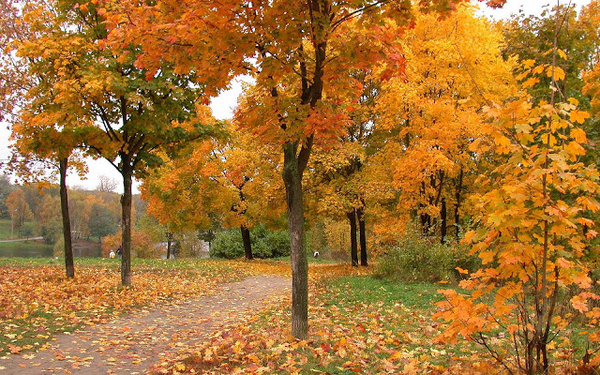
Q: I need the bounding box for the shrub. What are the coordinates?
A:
[210,229,245,259]
[210,225,290,259]
[19,222,36,239]
[375,230,480,283]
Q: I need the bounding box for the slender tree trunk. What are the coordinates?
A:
[166,232,172,259]
[348,209,358,267]
[441,197,447,245]
[357,205,368,266]
[283,142,309,340]
[420,211,431,236]
[241,224,253,260]
[59,157,74,279]
[454,168,464,242]
[120,156,133,287]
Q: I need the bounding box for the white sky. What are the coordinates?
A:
[0,0,592,193]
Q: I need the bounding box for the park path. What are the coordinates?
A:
[0,237,43,243]
[0,275,291,375]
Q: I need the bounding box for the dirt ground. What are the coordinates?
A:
[0,275,291,375]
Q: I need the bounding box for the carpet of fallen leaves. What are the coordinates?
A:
[147,263,478,375]
[149,263,590,375]
[0,258,289,357]
[2,259,589,374]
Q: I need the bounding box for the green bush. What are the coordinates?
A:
[375,230,480,283]
[210,229,245,259]
[210,225,290,259]
[19,222,36,238]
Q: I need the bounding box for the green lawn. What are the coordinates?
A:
[0,219,40,240]
[0,219,14,239]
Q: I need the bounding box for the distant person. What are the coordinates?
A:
[313,250,319,258]
[116,246,122,259]
[109,250,116,259]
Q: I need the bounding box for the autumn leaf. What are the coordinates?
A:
[570,110,590,124]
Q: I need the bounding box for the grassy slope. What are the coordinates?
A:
[0,219,14,239]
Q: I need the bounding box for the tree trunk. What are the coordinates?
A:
[420,211,431,236]
[166,232,173,259]
[59,157,74,279]
[441,197,447,245]
[283,142,309,340]
[357,205,368,267]
[348,209,358,267]
[454,168,464,243]
[120,156,133,287]
[241,224,253,260]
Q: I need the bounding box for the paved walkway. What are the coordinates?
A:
[0,275,291,375]
[0,237,43,243]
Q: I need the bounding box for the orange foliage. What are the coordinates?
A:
[435,57,600,373]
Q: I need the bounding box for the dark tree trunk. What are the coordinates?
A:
[420,210,431,236]
[441,197,447,244]
[120,155,133,287]
[59,157,74,279]
[454,168,464,243]
[166,232,173,259]
[283,141,309,340]
[357,205,368,267]
[348,209,358,267]
[241,225,253,260]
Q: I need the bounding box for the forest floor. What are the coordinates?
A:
[0,259,589,374]
[0,274,290,375]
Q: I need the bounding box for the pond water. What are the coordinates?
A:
[0,243,54,258]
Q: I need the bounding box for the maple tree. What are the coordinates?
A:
[142,118,284,260]
[10,0,220,286]
[366,4,515,245]
[308,143,369,266]
[5,189,33,238]
[36,194,63,243]
[2,0,97,278]
[501,1,599,104]
[106,0,507,338]
[435,39,600,374]
[305,72,381,266]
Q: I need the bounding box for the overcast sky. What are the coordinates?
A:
[0,0,592,193]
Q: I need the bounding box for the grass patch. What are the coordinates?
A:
[327,275,444,309]
[0,219,40,240]
[0,219,13,239]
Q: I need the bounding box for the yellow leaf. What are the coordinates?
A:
[522,77,539,88]
[533,65,546,75]
[389,351,402,361]
[570,110,590,124]
[174,363,186,371]
[523,59,536,69]
[547,66,565,81]
[565,141,586,157]
[570,128,587,143]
